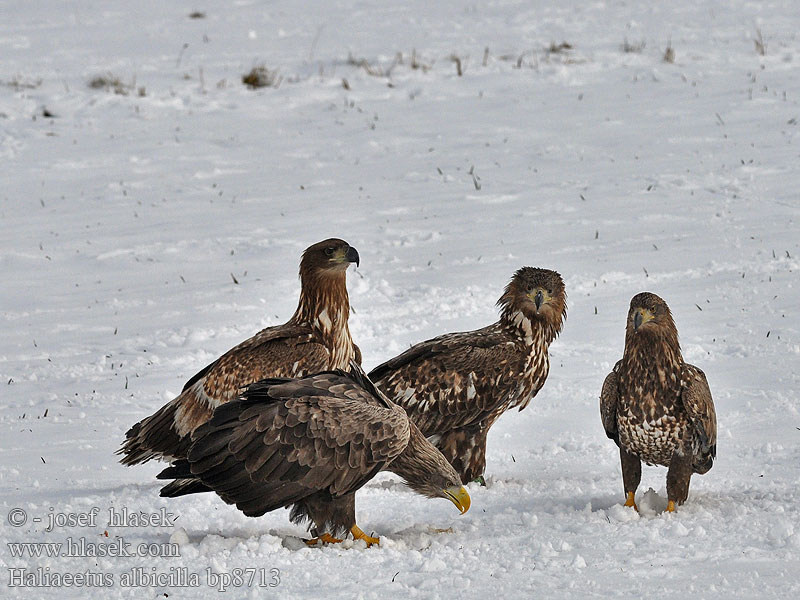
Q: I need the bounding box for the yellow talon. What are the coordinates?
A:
[350,525,380,547]
[305,533,343,546]
[666,500,676,513]
[624,491,639,512]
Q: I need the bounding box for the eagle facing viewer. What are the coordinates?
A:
[157,363,470,546]
[600,292,717,512]
[118,239,361,468]
[369,267,567,484]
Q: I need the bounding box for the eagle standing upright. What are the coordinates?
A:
[369,267,567,484]
[600,292,717,512]
[118,238,361,468]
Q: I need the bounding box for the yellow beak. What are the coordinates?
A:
[444,485,471,514]
[634,308,654,330]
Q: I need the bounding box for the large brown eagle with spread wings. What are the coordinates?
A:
[118,239,361,468]
[157,364,470,546]
[369,267,567,484]
[600,292,717,512]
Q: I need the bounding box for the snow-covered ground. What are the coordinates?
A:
[2,1,799,598]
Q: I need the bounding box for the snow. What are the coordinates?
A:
[2,0,799,598]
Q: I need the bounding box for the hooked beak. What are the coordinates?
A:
[443,485,471,515]
[633,308,654,331]
[534,290,544,311]
[345,246,360,267]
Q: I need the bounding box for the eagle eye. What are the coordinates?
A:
[526,284,533,292]
[324,247,334,256]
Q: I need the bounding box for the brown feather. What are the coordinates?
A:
[118,239,360,466]
[370,267,566,483]
[601,292,717,507]
[158,365,464,538]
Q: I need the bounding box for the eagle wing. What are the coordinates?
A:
[680,364,717,458]
[369,328,526,435]
[181,372,410,517]
[600,362,621,445]
[118,323,331,465]
[188,323,328,403]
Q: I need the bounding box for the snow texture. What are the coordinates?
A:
[2,1,799,598]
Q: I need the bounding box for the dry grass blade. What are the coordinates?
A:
[242,65,281,89]
[547,41,573,54]
[88,73,135,95]
[663,43,675,63]
[621,38,646,53]
[450,54,463,76]
[754,28,765,56]
[347,53,384,77]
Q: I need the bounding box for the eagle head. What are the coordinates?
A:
[499,267,567,335]
[393,423,471,515]
[624,292,680,355]
[299,238,360,278]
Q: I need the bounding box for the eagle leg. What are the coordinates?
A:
[350,525,380,547]
[305,533,343,546]
[620,447,641,510]
[666,452,693,511]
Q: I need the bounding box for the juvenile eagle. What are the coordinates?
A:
[157,364,470,546]
[600,292,717,512]
[369,267,567,484]
[118,238,361,468]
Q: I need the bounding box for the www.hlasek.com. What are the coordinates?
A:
[7,536,180,559]
[8,567,281,590]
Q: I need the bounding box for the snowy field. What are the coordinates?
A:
[2,1,799,598]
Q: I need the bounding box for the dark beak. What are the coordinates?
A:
[346,246,360,267]
[534,290,543,311]
[634,310,642,330]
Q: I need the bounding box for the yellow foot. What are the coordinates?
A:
[305,533,343,546]
[624,491,639,512]
[666,500,676,513]
[350,525,380,547]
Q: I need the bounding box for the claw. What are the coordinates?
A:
[350,525,380,547]
[666,500,676,513]
[624,491,639,512]
[305,533,343,546]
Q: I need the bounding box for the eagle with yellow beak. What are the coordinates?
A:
[600,292,717,512]
[157,363,470,546]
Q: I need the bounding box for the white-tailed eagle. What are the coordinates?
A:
[118,239,361,468]
[157,364,470,546]
[600,292,717,512]
[369,267,567,484]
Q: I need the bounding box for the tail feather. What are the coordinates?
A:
[157,460,212,497]
[159,478,212,497]
[156,461,193,480]
[117,398,191,466]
